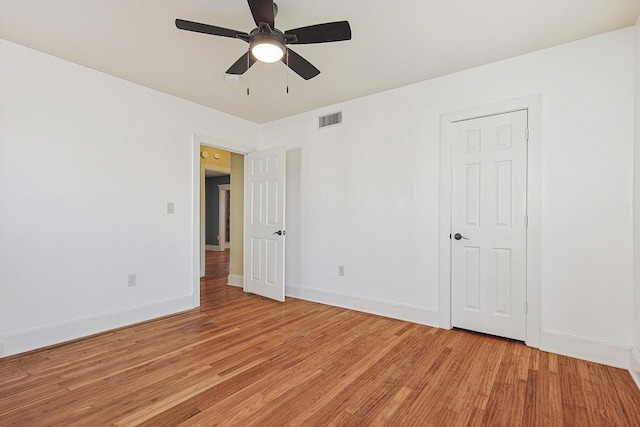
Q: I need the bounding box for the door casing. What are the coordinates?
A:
[439,95,542,348]
[218,183,230,252]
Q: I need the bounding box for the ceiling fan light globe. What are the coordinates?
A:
[251,41,284,63]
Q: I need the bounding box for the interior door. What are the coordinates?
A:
[243,146,286,302]
[451,110,528,340]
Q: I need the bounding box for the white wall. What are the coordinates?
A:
[261,28,636,367]
[0,40,259,357]
[632,16,640,386]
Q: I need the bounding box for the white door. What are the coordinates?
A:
[451,110,528,340]
[243,146,286,302]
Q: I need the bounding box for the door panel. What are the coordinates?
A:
[465,163,481,226]
[464,246,480,310]
[244,147,286,302]
[451,110,527,340]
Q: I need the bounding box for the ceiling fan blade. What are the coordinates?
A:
[176,19,247,40]
[247,0,275,28]
[283,49,320,80]
[285,21,351,44]
[226,51,257,75]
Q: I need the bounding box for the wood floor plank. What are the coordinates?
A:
[1,250,639,426]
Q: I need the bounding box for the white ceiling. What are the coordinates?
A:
[1,1,639,124]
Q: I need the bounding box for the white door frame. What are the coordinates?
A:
[192,133,256,307]
[218,184,230,251]
[201,167,230,274]
[438,95,542,348]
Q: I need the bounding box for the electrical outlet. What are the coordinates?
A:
[167,202,175,214]
[128,274,137,287]
[338,265,345,276]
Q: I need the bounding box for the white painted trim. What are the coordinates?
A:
[194,133,256,156]
[540,330,631,369]
[438,95,542,348]
[218,185,229,252]
[439,116,453,330]
[204,242,231,252]
[630,347,640,389]
[193,137,202,307]
[0,296,194,358]
[193,134,255,309]
[227,274,243,288]
[525,97,542,349]
[286,284,440,327]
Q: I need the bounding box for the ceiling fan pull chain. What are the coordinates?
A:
[286,48,289,94]
[246,47,250,96]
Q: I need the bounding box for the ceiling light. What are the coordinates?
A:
[250,35,285,63]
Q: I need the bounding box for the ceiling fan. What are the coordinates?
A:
[176,0,351,80]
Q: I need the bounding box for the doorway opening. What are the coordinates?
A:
[204,172,230,252]
[193,137,287,305]
[199,146,231,278]
[192,134,255,308]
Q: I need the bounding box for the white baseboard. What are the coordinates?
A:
[0,295,194,358]
[630,347,640,389]
[285,284,440,327]
[227,274,243,288]
[540,329,630,369]
[206,244,230,251]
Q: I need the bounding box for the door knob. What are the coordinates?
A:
[272,230,285,236]
[453,233,468,240]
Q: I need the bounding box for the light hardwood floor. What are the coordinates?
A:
[1,250,639,426]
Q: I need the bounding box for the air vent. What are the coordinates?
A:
[318,111,342,129]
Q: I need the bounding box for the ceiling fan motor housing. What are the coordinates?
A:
[250,32,286,63]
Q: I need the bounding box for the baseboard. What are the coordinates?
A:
[227,274,243,288]
[285,284,440,327]
[540,329,630,369]
[0,295,194,358]
[630,347,640,389]
[206,245,230,251]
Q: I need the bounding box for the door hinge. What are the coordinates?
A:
[524,302,528,314]
[524,215,528,227]
[525,128,529,142]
